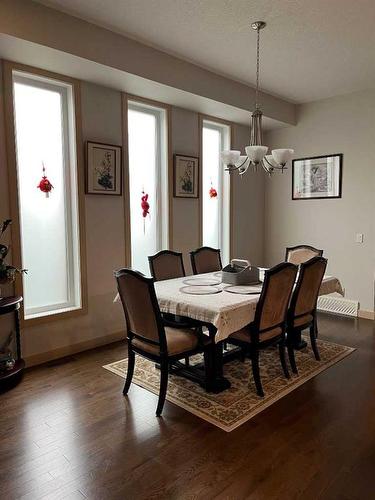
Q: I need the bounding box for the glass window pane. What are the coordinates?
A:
[128,103,168,276]
[202,121,230,264]
[128,107,158,275]
[202,127,220,248]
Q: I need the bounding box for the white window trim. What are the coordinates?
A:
[12,71,82,320]
[127,100,169,268]
[202,119,231,265]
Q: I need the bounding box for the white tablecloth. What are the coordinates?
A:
[115,272,344,343]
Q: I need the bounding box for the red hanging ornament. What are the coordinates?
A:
[141,190,150,234]
[209,181,217,199]
[37,163,54,198]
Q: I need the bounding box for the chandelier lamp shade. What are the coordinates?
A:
[221,21,294,176]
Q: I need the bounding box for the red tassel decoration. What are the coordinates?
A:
[141,190,150,234]
[37,163,54,198]
[209,180,217,198]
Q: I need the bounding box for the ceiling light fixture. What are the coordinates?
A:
[221,21,294,176]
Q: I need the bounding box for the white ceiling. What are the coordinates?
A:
[37,0,375,104]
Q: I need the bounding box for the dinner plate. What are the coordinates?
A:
[183,277,221,286]
[180,285,222,295]
[224,285,262,295]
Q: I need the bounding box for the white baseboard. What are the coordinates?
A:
[24,331,125,367]
[358,309,375,320]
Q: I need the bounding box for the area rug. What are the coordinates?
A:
[103,338,354,432]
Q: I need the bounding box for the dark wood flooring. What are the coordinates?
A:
[1,313,375,499]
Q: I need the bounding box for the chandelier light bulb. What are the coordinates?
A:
[245,145,268,163]
[272,149,294,166]
[221,150,241,166]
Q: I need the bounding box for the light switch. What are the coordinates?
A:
[356,233,364,243]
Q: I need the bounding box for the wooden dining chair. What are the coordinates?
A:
[190,246,222,275]
[115,268,205,416]
[148,250,185,281]
[148,249,201,366]
[285,245,323,265]
[228,262,298,397]
[286,256,328,373]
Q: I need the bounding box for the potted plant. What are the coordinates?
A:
[0,219,27,295]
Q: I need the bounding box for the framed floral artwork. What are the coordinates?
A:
[173,154,199,198]
[292,154,343,200]
[86,141,122,195]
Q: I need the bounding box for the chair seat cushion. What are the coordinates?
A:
[229,325,282,343]
[292,313,313,328]
[132,327,199,356]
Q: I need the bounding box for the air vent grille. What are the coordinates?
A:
[317,295,359,317]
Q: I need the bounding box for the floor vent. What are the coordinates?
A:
[317,295,359,317]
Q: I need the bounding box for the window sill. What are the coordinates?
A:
[22,303,88,328]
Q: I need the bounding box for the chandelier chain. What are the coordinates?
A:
[255,26,260,109]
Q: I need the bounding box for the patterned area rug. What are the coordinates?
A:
[103,338,354,432]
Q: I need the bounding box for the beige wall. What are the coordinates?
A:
[231,124,265,266]
[3,71,373,366]
[0,77,263,364]
[170,107,200,274]
[264,89,375,312]
[13,82,127,363]
[170,108,265,272]
[4,69,373,366]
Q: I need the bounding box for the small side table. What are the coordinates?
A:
[0,296,24,390]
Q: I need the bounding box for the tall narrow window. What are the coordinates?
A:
[202,119,231,264]
[128,100,168,275]
[12,71,82,319]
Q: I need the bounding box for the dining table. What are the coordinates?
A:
[115,271,344,393]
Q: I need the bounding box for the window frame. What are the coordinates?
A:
[199,114,233,264]
[3,61,87,326]
[123,94,173,269]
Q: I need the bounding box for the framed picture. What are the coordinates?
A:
[292,154,343,200]
[173,154,199,198]
[86,141,122,195]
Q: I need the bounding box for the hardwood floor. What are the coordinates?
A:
[1,313,375,499]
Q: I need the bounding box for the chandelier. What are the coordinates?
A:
[221,21,294,176]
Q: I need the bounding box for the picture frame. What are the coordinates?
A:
[173,154,199,198]
[86,141,122,195]
[292,154,343,200]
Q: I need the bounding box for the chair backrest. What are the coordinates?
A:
[190,246,222,275]
[115,268,166,350]
[254,262,298,334]
[148,250,185,281]
[289,256,328,321]
[285,245,323,265]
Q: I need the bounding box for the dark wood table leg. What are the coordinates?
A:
[203,325,231,393]
[292,330,308,350]
[166,322,232,393]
